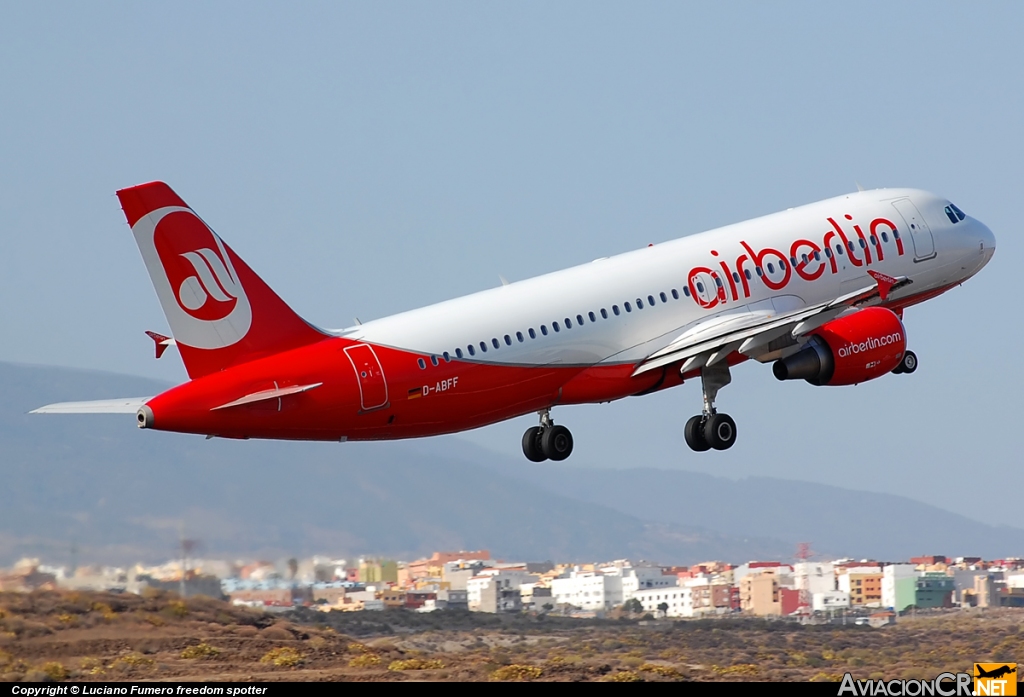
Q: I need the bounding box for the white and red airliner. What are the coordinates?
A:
[34,182,995,460]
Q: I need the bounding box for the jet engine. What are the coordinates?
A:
[772,307,907,386]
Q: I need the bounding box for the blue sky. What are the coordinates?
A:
[2,3,1021,527]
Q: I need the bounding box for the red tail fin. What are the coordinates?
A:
[118,181,327,379]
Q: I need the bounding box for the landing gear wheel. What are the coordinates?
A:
[684,415,711,452]
[541,424,574,461]
[703,413,737,451]
[522,426,547,462]
[899,350,918,374]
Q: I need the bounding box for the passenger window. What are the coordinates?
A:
[848,241,856,251]
[443,351,451,362]
[648,295,656,306]
[564,318,572,328]
[881,232,889,243]
[480,341,488,352]
[869,235,877,246]
[756,267,763,276]
[624,302,632,312]
[541,325,548,335]
[660,292,667,303]
[790,257,798,266]
[683,286,691,297]
[467,345,475,356]
[529,328,536,339]
[671,289,679,300]
[767,263,775,273]
[552,321,560,332]
[588,311,596,322]
[696,282,704,293]
[613,305,620,315]
[744,269,752,280]
[600,308,608,319]
[516,331,524,342]
[859,239,866,249]
[893,230,901,239]
[813,251,820,261]
[636,298,643,309]
[714,277,723,288]
[732,272,740,283]
[431,355,439,366]
[824,248,832,259]
[503,335,511,346]
[455,348,463,359]
[577,314,584,325]
[836,244,844,255]
[418,358,426,369]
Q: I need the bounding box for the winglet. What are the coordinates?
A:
[867,270,899,301]
[145,330,176,359]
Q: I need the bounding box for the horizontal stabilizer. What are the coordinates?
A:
[211,383,322,411]
[30,397,152,414]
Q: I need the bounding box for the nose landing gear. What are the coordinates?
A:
[683,362,738,452]
[522,409,574,462]
[891,350,918,375]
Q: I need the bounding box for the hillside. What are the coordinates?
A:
[3,360,1020,566]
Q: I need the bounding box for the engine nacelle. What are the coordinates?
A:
[772,307,907,386]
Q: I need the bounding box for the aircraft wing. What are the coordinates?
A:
[633,273,911,376]
[30,397,152,414]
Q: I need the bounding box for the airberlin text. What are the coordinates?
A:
[837,672,972,696]
[688,214,904,310]
[837,332,903,359]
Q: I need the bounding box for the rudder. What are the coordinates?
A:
[118,181,327,379]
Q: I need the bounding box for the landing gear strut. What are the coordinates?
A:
[522,409,574,462]
[683,362,738,452]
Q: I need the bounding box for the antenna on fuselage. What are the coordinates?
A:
[855,181,865,192]
[498,275,509,287]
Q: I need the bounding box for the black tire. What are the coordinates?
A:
[522,426,547,462]
[891,362,904,375]
[684,415,710,452]
[704,413,737,451]
[901,350,918,374]
[541,424,574,461]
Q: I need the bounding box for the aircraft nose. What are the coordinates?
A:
[976,220,996,262]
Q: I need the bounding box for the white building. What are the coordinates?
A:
[617,565,678,597]
[466,569,538,612]
[632,586,692,618]
[794,562,835,595]
[881,564,917,610]
[812,591,851,612]
[1005,572,1024,589]
[551,569,626,611]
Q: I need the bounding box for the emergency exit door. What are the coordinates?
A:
[344,344,389,411]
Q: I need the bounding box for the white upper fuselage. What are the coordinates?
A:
[343,188,995,368]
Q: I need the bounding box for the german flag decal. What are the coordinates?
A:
[407,387,423,400]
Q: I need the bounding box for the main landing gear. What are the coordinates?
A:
[891,350,918,375]
[522,409,574,462]
[684,362,738,452]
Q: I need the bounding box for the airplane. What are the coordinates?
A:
[33,182,995,461]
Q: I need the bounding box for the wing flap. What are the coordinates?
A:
[30,397,152,414]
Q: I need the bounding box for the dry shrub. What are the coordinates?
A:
[388,658,445,671]
[235,625,258,638]
[260,626,294,641]
[40,662,67,681]
[79,657,104,676]
[639,663,681,678]
[491,664,543,681]
[260,647,303,667]
[180,642,220,660]
[604,670,642,682]
[349,654,382,668]
[307,636,328,650]
[347,642,371,654]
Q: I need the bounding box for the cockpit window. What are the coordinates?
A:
[951,203,966,221]
[945,203,967,224]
